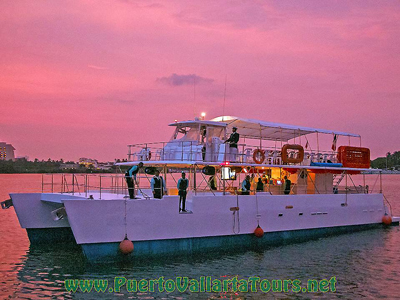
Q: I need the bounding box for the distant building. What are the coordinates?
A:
[79,157,98,169]
[0,142,16,161]
[16,156,29,161]
[97,162,113,171]
[60,163,80,170]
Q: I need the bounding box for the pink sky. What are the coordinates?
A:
[1,0,399,161]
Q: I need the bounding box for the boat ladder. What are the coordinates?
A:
[333,172,346,190]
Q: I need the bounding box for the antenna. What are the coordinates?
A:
[193,76,196,118]
[222,75,227,121]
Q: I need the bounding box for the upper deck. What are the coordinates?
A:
[125,116,368,170]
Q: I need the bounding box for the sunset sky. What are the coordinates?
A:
[1,0,399,161]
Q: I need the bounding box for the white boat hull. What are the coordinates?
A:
[61,193,390,262]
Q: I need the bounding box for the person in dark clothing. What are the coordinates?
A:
[151,170,166,199]
[224,127,240,162]
[208,175,217,190]
[242,175,251,195]
[125,162,143,199]
[201,126,207,161]
[256,177,264,192]
[284,176,291,195]
[177,172,189,212]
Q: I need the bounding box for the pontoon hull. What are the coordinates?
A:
[62,193,393,262]
[81,223,384,263]
[10,193,86,244]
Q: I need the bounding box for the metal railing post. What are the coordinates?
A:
[85,175,87,198]
[194,164,197,195]
[72,174,75,195]
[99,176,102,199]
[181,142,184,161]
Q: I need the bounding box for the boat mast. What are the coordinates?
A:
[222,75,227,120]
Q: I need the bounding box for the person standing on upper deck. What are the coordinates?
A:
[224,127,240,162]
[125,162,143,199]
[151,170,166,199]
[177,172,189,212]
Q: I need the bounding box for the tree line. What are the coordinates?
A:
[370,151,400,170]
[0,158,117,174]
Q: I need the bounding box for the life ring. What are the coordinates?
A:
[281,144,304,164]
[253,149,265,164]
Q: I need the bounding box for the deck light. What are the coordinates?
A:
[201,112,206,120]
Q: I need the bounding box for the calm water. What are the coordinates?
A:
[1,174,400,299]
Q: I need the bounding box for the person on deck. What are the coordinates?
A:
[201,126,207,161]
[256,177,264,192]
[125,162,143,199]
[242,175,251,195]
[177,172,189,212]
[151,170,166,199]
[283,175,291,195]
[224,127,239,162]
[208,175,217,190]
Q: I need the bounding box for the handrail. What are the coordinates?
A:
[126,140,340,165]
[41,173,129,197]
[41,168,376,199]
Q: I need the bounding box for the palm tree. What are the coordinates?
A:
[386,152,391,170]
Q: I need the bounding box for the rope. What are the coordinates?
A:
[383,194,393,216]
[134,179,150,199]
[255,191,261,226]
[124,199,127,239]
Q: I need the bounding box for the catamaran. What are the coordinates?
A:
[2,116,398,262]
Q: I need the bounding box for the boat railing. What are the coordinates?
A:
[40,170,377,199]
[127,141,339,165]
[41,174,129,199]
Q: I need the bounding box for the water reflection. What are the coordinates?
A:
[11,228,398,299]
[2,174,399,299]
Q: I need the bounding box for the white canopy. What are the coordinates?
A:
[211,116,360,142]
[169,120,226,127]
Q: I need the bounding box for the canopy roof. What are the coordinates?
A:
[211,116,360,141]
[169,120,226,128]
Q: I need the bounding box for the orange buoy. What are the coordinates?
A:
[382,214,392,226]
[254,225,264,238]
[119,239,134,254]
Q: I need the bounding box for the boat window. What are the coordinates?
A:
[206,127,224,144]
[173,125,224,142]
[174,126,200,141]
